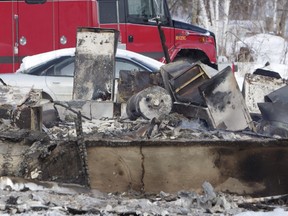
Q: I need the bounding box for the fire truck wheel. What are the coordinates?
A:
[174,57,197,64]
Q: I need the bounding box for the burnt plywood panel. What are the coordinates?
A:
[73,28,119,100]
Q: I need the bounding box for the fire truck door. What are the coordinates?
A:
[125,0,173,60]
[0,1,18,72]
[17,0,55,60]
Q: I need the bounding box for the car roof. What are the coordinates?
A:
[17,48,164,73]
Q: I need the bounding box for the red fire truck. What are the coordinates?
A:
[0,0,217,73]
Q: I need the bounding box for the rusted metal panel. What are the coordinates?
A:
[73,27,119,101]
[86,139,288,197]
[199,67,254,131]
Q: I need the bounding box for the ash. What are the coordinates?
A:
[1,177,286,216]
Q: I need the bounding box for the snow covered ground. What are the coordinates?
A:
[234,34,288,90]
[236,209,288,216]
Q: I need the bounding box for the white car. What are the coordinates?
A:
[0,48,164,101]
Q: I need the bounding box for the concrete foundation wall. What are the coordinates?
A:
[86,139,288,196]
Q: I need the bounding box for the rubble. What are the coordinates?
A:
[0,85,42,131]
[242,70,287,115]
[0,176,286,215]
[0,28,288,216]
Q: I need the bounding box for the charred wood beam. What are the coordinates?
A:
[75,111,90,188]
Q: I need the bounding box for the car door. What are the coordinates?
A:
[44,57,74,101]
[125,0,173,60]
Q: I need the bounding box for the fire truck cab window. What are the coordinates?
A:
[25,0,46,4]
[98,1,117,24]
[127,0,167,24]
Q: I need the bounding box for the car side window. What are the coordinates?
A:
[46,57,74,77]
[115,58,144,78]
[57,61,74,76]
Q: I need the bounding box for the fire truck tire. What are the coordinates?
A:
[174,57,197,64]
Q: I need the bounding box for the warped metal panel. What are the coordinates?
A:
[199,67,254,131]
[73,27,119,101]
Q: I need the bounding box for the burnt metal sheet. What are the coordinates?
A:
[73,27,119,101]
[173,102,214,128]
[160,61,217,106]
[264,85,288,104]
[253,68,282,79]
[117,70,164,103]
[199,67,254,131]
[242,73,288,114]
[258,102,288,125]
[257,102,288,137]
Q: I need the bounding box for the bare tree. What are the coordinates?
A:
[166,0,288,60]
[273,0,279,33]
[278,0,288,37]
[198,0,210,28]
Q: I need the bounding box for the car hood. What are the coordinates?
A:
[0,73,45,89]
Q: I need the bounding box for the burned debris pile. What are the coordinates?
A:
[1,59,287,140]
[0,59,288,211]
[116,60,288,139]
[0,26,288,201]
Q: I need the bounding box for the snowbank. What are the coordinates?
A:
[236,33,288,64]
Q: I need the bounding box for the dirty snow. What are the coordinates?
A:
[234,34,288,90]
[236,208,288,216]
[236,34,288,65]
